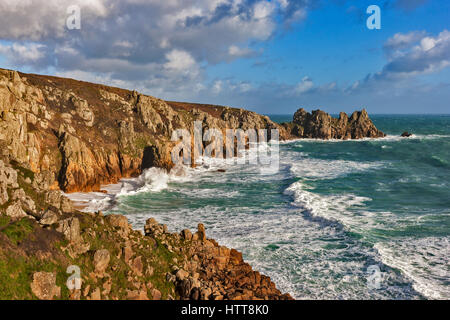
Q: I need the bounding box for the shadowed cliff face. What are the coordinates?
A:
[283,108,385,140]
[0,68,287,193]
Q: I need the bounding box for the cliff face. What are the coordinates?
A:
[0,68,287,193]
[283,108,385,140]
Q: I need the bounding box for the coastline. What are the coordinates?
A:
[0,68,388,300]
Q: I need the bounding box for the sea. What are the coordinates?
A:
[67,114,450,300]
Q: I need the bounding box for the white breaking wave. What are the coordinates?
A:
[283,179,450,300]
[374,237,450,300]
[284,181,372,228]
[66,166,196,212]
[289,158,385,180]
[281,134,450,144]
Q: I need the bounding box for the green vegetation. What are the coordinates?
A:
[0,254,70,300]
[0,218,33,245]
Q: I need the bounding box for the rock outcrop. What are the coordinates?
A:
[284,108,385,140]
[0,68,286,193]
[145,220,292,300]
[401,131,412,137]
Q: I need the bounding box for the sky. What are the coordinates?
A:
[0,0,449,115]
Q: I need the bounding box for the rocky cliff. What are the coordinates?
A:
[283,108,385,140]
[0,68,288,193]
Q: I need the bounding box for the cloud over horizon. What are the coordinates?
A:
[0,0,448,114]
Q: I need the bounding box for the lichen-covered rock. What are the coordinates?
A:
[0,181,8,205]
[11,188,36,215]
[30,272,61,300]
[70,95,95,127]
[5,201,28,220]
[105,214,131,236]
[0,160,18,188]
[56,217,81,243]
[93,249,110,275]
[39,210,59,225]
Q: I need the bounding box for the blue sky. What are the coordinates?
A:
[0,0,449,114]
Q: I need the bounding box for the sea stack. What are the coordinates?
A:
[283,108,385,140]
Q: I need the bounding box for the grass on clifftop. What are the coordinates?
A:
[0,217,33,245]
[0,253,70,300]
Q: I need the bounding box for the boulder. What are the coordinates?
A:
[123,245,134,263]
[30,272,61,300]
[56,217,81,243]
[0,181,8,205]
[11,189,36,215]
[176,269,189,281]
[0,161,18,187]
[105,214,130,235]
[60,196,74,213]
[195,223,206,242]
[180,229,193,241]
[45,191,62,209]
[39,210,59,226]
[90,287,101,300]
[151,288,162,300]
[130,256,143,276]
[401,131,413,137]
[93,249,110,275]
[5,202,27,220]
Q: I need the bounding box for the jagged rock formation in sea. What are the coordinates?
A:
[283,108,385,140]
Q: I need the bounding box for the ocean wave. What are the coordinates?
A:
[284,179,450,300]
[282,134,450,144]
[374,237,450,300]
[284,181,372,226]
[66,166,198,212]
[427,155,450,168]
[288,158,385,180]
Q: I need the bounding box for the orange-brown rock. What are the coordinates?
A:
[285,108,385,140]
[144,218,294,301]
[0,68,288,193]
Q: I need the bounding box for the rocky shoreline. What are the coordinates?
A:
[0,154,291,300]
[0,68,385,300]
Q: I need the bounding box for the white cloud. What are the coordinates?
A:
[0,42,47,64]
[380,29,450,79]
[164,49,197,72]
[295,76,314,94]
[228,45,254,58]
[0,0,314,97]
[0,0,108,40]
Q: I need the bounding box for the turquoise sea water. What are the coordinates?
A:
[69,115,450,299]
